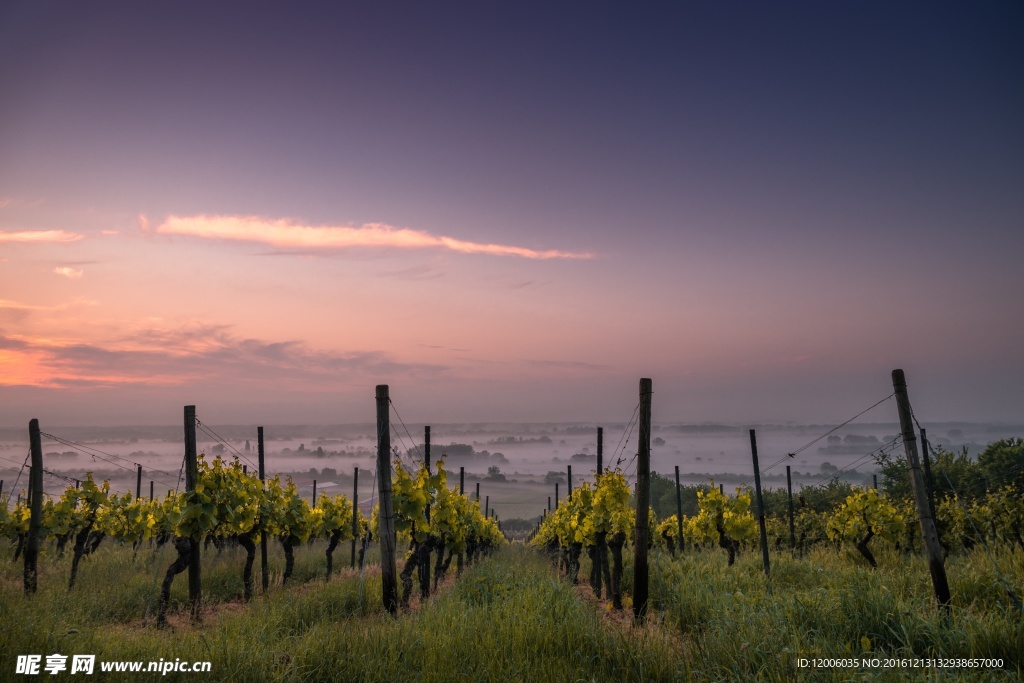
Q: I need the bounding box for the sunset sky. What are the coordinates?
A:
[1,1,1022,427]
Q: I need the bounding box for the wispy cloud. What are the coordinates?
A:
[0,300,47,312]
[54,266,84,279]
[525,359,607,370]
[0,299,95,312]
[0,324,448,389]
[0,230,85,243]
[380,265,446,281]
[154,214,594,260]
[0,298,98,324]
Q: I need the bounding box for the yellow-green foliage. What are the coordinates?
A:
[826,487,904,545]
[311,493,355,542]
[690,484,758,545]
[264,476,313,543]
[530,470,650,550]
[591,470,634,538]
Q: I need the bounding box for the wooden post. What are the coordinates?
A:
[786,465,796,550]
[548,496,551,512]
[920,427,937,519]
[750,429,770,577]
[567,465,573,497]
[475,482,480,502]
[376,385,398,615]
[633,378,652,621]
[136,464,142,499]
[423,425,431,600]
[259,426,268,593]
[597,427,603,476]
[351,467,359,568]
[555,483,559,509]
[25,418,43,594]
[243,465,247,475]
[312,480,317,506]
[150,480,154,501]
[184,405,201,620]
[424,426,431,474]
[719,484,724,495]
[485,495,489,519]
[674,465,684,552]
[892,369,951,612]
[459,466,464,496]
[873,474,878,490]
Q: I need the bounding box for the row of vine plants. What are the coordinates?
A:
[531,471,1024,605]
[1,454,504,624]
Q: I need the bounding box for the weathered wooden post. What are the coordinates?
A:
[548,496,552,512]
[892,369,951,612]
[786,465,796,550]
[920,427,937,519]
[150,480,154,501]
[312,480,317,506]
[750,429,770,577]
[633,378,652,621]
[674,465,684,552]
[459,466,465,496]
[555,482,559,509]
[567,465,573,497]
[484,495,489,519]
[259,427,268,593]
[351,466,359,568]
[475,482,480,502]
[184,405,201,620]
[597,427,603,476]
[136,464,142,499]
[422,425,431,599]
[376,385,398,615]
[25,418,43,594]
[719,483,724,495]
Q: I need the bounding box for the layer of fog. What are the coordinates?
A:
[1,422,1019,509]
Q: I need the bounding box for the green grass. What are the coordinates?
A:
[613,542,1023,680]
[2,537,1021,681]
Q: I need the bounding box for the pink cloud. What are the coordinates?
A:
[0,324,448,390]
[156,214,594,260]
[54,266,84,279]
[0,230,85,243]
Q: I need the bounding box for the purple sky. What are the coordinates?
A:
[1,1,1022,427]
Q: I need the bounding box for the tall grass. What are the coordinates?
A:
[605,541,1023,680]
[3,542,682,682]
[2,536,1021,681]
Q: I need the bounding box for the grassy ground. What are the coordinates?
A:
[2,537,1021,681]
[592,542,1023,681]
